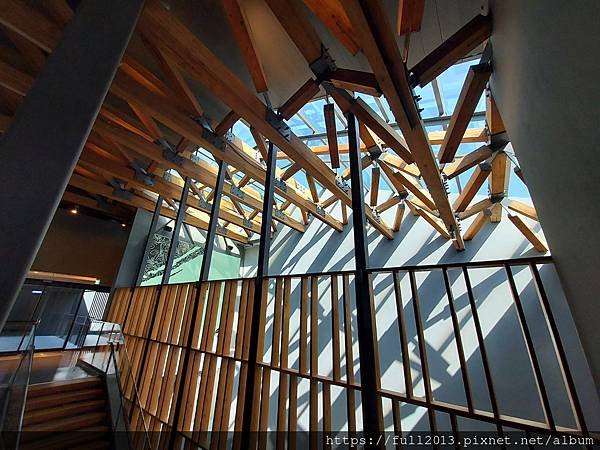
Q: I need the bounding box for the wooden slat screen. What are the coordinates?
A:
[106,260,592,448]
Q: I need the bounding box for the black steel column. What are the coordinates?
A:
[135,196,164,287]
[347,112,384,443]
[198,160,228,282]
[241,141,277,444]
[169,160,227,447]
[0,0,146,332]
[162,178,191,284]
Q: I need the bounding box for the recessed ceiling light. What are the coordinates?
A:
[31,290,43,294]
[70,207,78,215]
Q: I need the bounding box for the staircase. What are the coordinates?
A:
[19,377,112,449]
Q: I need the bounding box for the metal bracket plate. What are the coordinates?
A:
[266,109,291,141]
[112,187,133,201]
[274,178,288,192]
[309,44,337,79]
[371,208,382,223]
[335,176,350,193]
[157,138,185,166]
[230,185,245,199]
[192,114,213,130]
[315,205,326,217]
[274,209,285,219]
[201,128,227,152]
[242,218,254,229]
[216,225,228,235]
[198,197,211,210]
[490,194,505,204]
[366,145,383,161]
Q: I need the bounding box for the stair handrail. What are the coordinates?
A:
[82,319,152,450]
[0,320,37,450]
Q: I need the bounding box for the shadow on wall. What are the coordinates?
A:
[250,263,600,435]
[236,190,599,433]
[242,194,545,277]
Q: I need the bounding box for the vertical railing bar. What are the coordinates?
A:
[442,267,474,413]
[504,264,555,431]
[392,270,413,399]
[408,269,434,404]
[391,399,403,449]
[462,266,504,437]
[162,178,192,285]
[427,408,439,450]
[449,412,460,450]
[342,275,355,386]
[529,263,588,436]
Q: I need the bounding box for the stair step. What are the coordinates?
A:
[19,425,111,450]
[23,399,106,426]
[27,377,102,398]
[25,388,104,412]
[22,411,107,432]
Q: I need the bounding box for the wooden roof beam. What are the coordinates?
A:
[95,119,305,232]
[380,160,435,210]
[430,127,487,146]
[223,0,268,93]
[392,202,405,232]
[301,0,360,55]
[369,166,380,207]
[407,201,451,239]
[508,214,547,252]
[306,174,320,203]
[62,190,132,222]
[250,127,269,161]
[215,110,240,135]
[328,68,381,96]
[79,150,261,233]
[139,1,390,237]
[409,14,492,87]
[508,199,538,221]
[397,0,425,36]
[489,151,511,222]
[486,88,506,136]
[325,84,413,163]
[70,173,248,243]
[278,78,321,120]
[443,145,492,179]
[453,164,491,212]
[340,0,463,248]
[376,194,402,214]
[464,211,488,241]
[438,63,491,163]
[140,36,206,118]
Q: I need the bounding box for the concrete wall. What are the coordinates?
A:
[489,0,600,387]
[113,209,153,288]
[31,208,130,285]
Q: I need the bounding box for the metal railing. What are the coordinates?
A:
[79,320,152,450]
[0,321,37,450]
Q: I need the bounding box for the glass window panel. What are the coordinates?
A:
[139,216,175,286]
[167,223,206,284]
